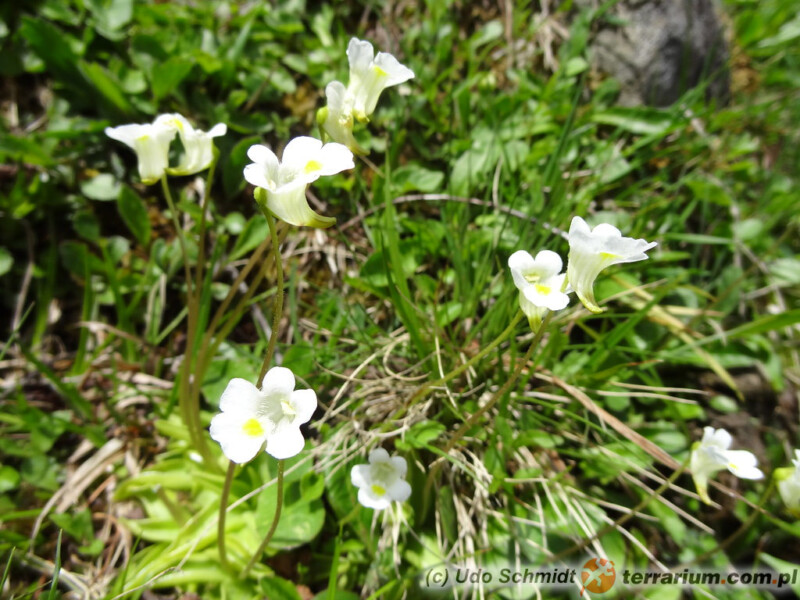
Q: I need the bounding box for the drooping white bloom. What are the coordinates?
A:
[345,38,415,122]
[566,216,657,313]
[776,450,800,515]
[155,114,226,176]
[689,427,764,504]
[317,81,366,155]
[508,250,570,330]
[209,368,317,463]
[243,137,354,228]
[350,448,411,510]
[105,120,177,184]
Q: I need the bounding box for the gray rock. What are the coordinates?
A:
[579,0,730,106]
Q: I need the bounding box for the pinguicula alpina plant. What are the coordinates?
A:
[318,37,414,154]
[98,23,784,598]
[567,216,658,314]
[243,137,354,228]
[106,113,226,184]
[508,249,571,331]
[209,369,317,463]
[507,216,656,330]
[689,427,764,504]
[351,448,411,510]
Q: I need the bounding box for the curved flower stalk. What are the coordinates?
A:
[209,368,317,462]
[318,37,414,153]
[566,216,657,313]
[775,450,800,516]
[351,448,411,510]
[243,137,354,228]
[508,250,570,331]
[106,114,225,184]
[155,114,227,176]
[690,427,764,504]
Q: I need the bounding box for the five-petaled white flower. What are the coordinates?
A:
[351,448,411,510]
[105,119,177,185]
[690,427,764,504]
[345,38,414,122]
[243,137,354,228]
[155,114,226,176]
[776,450,800,515]
[508,250,570,330]
[209,368,317,463]
[566,216,657,314]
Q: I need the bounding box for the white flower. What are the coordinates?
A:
[155,114,226,176]
[209,368,317,463]
[105,120,177,184]
[690,427,764,504]
[508,250,570,330]
[243,137,354,228]
[350,448,411,510]
[317,81,366,155]
[566,216,657,313]
[776,450,800,515]
[345,38,414,122]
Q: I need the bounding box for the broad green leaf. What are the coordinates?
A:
[152,57,194,101]
[592,107,675,136]
[81,173,122,201]
[117,186,151,245]
[260,577,302,600]
[0,248,12,277]
[79,61,135,115]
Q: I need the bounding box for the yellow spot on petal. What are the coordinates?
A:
[371,484,386,496]
[372,65,388,77]
[304,160,323,174]
[137,135,150,142]
[600,251,620,260]
[242,418,264,437]
[535,284,551,295]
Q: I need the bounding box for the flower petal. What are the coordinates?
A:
[209,412,266,464]
[243,163,274,191]
[508,250,536,291]
[369,447,391,464]
[347,38,375,76]
[391,456,407,478]
[218,378,262,416]
[261,366,296,398]
[386,478,411,502]
[264,181,336,229]
[351,464,370,489]
[208,123,227,137]
[248,144,279,166]
[290,389,317,425]
[725,451,764,479]
[281,136,324,174]
[708,427,733,450]
[357,486,391,510]
[265,425,306,459]
[315,143,355,177]
[533,250,563,279]
[105,124,147,146]
[373,51,415,86]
